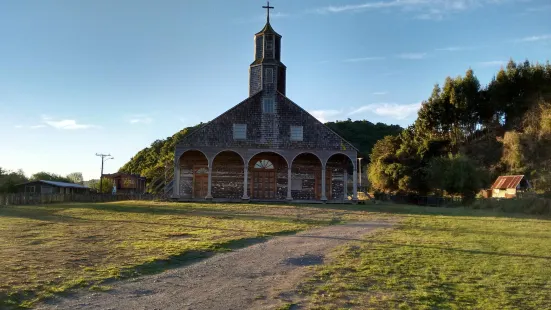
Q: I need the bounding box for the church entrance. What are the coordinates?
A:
[251,159,276,199]
[193,167,208,198]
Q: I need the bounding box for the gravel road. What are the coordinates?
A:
[38,221,391,310]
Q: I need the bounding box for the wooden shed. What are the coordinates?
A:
[16,180,90,195]
[490,175,531,198]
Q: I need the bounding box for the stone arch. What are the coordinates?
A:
[326,153,355,201]
[178,150,209,199]
[291,152,323,200]
[248,152,288,200]
[211,150,245,199]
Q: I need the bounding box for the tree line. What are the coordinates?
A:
[368,59,551,202]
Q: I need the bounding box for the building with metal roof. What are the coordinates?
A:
[16,180,90,195]
[490,175,531,198]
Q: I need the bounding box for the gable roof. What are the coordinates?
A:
[491,175,525,190]
[276,91,359,152]
[21,180,90,189]
[176,90,359,153]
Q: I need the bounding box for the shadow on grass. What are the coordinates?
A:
[312,203,551,222]
[0,203,333,227]
[286,234,551,260]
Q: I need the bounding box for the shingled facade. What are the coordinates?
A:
[174,15,359,202]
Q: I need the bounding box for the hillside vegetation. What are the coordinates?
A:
[368,59,551,200]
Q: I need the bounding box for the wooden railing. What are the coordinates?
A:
[0,193,169,206]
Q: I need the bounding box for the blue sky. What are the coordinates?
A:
[1,0,550,180]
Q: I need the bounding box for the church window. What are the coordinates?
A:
[254,159,274,169]
[263,98,274,113]
[290,126,303,141]
[233,124,247,140]
[265,68,273,83]
[266,35,273,50]
[195,167,208,174]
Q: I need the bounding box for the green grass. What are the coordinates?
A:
[299,205,551,309]
[0,201,385,309]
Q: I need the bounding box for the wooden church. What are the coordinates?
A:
[173,3,359,202]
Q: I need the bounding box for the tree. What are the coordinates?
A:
[89,178,114,194]
[66,172,84,185]
[426,154,486,203]
[0,168,28,193]
[30,172,71,183]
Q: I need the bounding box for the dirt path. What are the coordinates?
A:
[39,222,391,310]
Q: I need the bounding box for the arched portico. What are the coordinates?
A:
[326,153,355,201]
[174,150,209,199]
[290,153,325,201]
[212,150,245,199]
[247,152,288,200]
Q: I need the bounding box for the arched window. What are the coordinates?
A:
[195,167,208,174]
[254,159,274,169]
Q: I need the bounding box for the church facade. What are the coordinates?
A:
[173,10,359,202]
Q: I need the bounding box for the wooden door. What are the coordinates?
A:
[252,170,276,199]
[315,170,332,200]
[193,166,208,198]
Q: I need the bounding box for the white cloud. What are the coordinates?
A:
[477,60,506,67]
[435,46,475,52]
[373,91,388,95]
[397,52,427,59]
[316,0,510,18]
[349,102,421,120]
[518,34,551,42]
[128,115,153,125]
[30,125,47,129]
[41,116,98,130]
[343,56,386,62]
[14,125,24,129]
[309,110,343,123]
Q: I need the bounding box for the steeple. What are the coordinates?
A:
[249,1,286,96]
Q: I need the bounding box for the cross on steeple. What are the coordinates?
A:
[262,1,274,23]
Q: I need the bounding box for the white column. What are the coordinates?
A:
[321,164,327,201]
[242,165,249,200]
[352,163,358,201]
[286,166,293,200]
[206,163,213,200]
[343,170,348,201]
[173,159,180,198]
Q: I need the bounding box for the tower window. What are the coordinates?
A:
[265,68,273,83]
[290,126,303,141]
[263,98,274,113]
[266,35,273,50]
[233,124,247,140]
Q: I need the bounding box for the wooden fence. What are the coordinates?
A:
[0,193,169,206]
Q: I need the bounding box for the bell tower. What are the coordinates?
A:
[249,2,287,96]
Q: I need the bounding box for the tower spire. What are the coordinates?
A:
[262,1,274,23]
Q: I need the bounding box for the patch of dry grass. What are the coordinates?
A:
[0,201,386,308]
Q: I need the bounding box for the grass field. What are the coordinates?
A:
[1,201,550,309]
[299,207,551,309]
[0,201,383,309]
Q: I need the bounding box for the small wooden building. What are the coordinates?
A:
[102,173,146,194]
[16,180,90,194]
[490,175,531,198]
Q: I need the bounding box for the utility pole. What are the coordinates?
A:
[96,153,113,193]
[358,157,363,189]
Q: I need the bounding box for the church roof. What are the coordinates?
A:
[255,22,281,37]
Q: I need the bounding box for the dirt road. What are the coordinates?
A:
[39,221,391,310]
